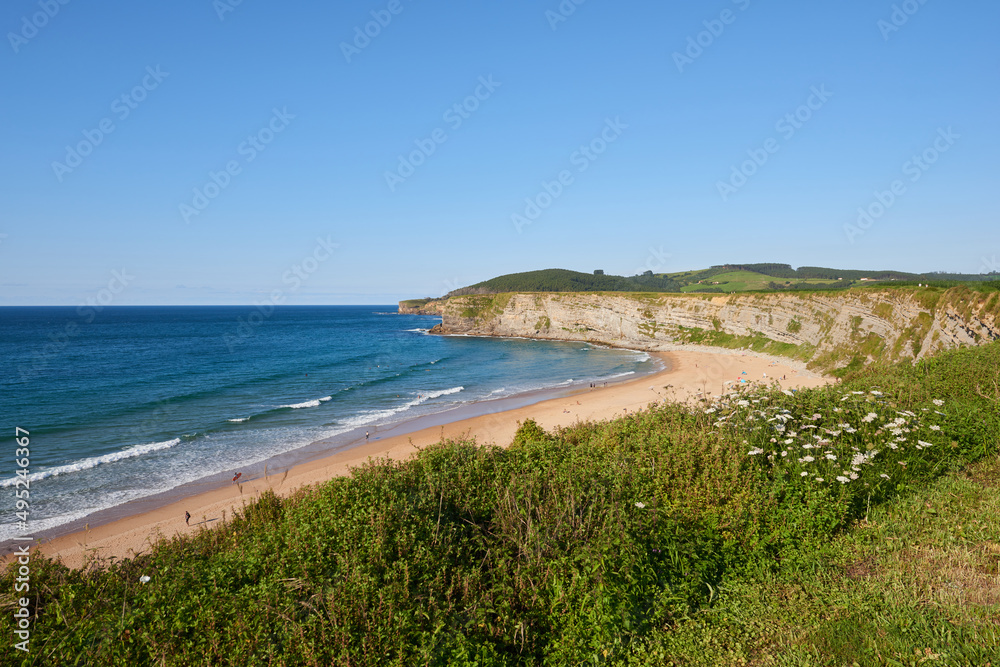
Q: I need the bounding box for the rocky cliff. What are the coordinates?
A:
[408,287,1000,375]
[398,299,446,316]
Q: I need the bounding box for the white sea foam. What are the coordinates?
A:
[0,438,182,488]
[423,386,463,399]
[280,396,332,409]
[228,417,250,423]
[341,387,465,428]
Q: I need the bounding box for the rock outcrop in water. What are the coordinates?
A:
[404,287,1000,374]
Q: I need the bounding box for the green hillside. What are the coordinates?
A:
[668,263,998,293]
[446,268,681,296]
[676,270,842,293]
[446,263,1000,296]
[444,264,998,297]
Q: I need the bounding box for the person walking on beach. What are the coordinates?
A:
[185,511,191,526]
[232,472,242,484]
[366,430,369,441]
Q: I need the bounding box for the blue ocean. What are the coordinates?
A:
[0,306,653,542]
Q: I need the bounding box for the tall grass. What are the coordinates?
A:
[3,343,998,665]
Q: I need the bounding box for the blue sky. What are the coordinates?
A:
[1,0,997,305]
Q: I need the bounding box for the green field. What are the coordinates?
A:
[675,270,843,293]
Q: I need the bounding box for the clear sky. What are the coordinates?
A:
[1,0,997,305]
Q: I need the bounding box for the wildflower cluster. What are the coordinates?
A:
[706,386,949,490]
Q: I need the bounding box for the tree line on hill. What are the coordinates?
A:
[707,263,997,282]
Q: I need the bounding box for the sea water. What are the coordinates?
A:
[0,306,653,542]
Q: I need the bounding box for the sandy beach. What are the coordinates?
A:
[22,348,831,570]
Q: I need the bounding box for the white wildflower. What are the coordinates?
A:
[879,473,890,479]
[861,412,877,423]
[836,476,850,484]
[799,455,815,463]
[929,425,941,431]
[825,454,837,461]
[932,399,944,406]
[800,471,809,477]
[635,502,646,508]
[748,448,764,456]
[705,407,717,414]
[917,440,934,448]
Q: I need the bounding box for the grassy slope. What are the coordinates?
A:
[677,271,841,293]
[3,343,999,666]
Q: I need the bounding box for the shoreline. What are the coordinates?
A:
[5,354,663,552]
[10,347,830,570]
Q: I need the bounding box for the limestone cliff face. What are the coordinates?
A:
[398,299,446,316]
[420,288,999,372]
